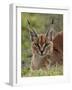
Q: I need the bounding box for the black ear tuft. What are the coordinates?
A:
[27,19,38,41]
[52,19,54,24]
[27,19,30,25]
[46,18,55,41]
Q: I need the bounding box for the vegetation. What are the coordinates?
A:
[21,65,63,77]
[21,12,63,77]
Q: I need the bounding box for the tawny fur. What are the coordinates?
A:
[31,31,63,70]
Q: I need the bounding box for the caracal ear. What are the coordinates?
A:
[27,19,38,41]
[46,19,55,41]
[46,30,55,41]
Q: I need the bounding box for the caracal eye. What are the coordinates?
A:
[44,43,49,47]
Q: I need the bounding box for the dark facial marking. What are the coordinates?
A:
[34,43,40,50]
[35,42,49,55]
[41,43,49,55]
[39,34,46,46]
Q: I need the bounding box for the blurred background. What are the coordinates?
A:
[21,12,63,76]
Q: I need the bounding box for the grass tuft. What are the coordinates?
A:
[21,65,63,77]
